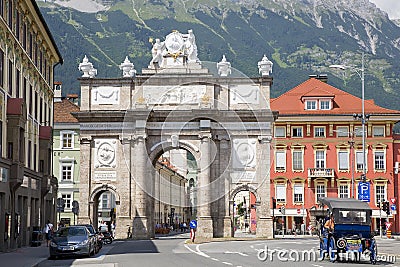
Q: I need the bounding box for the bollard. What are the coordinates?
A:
[386,230,392,239]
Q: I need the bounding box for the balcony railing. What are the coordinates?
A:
[308,168,335,178]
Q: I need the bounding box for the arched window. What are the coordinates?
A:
[189,178,195,187]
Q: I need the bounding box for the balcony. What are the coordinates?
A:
[308,168,335,178]
[307,168,335,187]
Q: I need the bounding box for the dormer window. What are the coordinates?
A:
[303,98,333,111]
[306,100,317,110]
[320,100,331,110]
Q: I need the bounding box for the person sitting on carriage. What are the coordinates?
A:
[324,213,335,234]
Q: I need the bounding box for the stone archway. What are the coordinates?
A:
[88,184,120,233]
[75,30,276,240]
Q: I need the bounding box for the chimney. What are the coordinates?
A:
[308,74,328,83]
[67,94,79,105]
[54,81,62,102]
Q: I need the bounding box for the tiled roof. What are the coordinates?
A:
[270,78,400,115]
[54,99,80,123]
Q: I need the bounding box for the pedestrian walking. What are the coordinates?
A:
[111,221,116,238]
[44,220,53,247]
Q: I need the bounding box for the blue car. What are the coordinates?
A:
[49,226,96,259]
[318,197,377,264]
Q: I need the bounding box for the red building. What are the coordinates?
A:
[270,76,400,234]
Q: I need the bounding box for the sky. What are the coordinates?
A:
[370,0,400,19]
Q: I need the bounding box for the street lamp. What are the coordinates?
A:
[330,53,367,191]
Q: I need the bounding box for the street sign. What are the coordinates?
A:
[297,208,301,214]
[190,220,197,229]
[56,197,65,208]
[385,222,392,230]
[391,204,396,211]
[357,182,370,202]
[390,198,396,204]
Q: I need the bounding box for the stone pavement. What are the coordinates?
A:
[0,243,49,267]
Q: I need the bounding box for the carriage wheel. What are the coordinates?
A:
[328,236,337,262]
[370,239,377,265]
[319,239,325,261]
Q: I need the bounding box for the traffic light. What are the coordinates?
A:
[382,201,390,214]
[272,197,276,209]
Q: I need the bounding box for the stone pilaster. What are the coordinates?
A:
[196,130,213,238]
[220,136,232,237]
[78,137,92,224]
[256,135,273,239]
[132,133,152,239]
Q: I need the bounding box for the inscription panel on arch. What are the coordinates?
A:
[143,85,206,105]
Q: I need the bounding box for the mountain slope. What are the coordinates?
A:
[37,0,400,112]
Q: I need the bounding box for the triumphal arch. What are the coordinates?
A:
[74,30,276,239]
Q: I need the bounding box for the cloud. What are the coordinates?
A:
[370,0,400,19]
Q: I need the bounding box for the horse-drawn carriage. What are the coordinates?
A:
[318,197,377,264]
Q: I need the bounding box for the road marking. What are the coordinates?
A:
[183,243,210,258]
[225,251,248,257]
[211,258,219,261]
[311,264,324,267]
[222,262,233,265]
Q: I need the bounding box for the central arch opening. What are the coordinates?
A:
[152,148,198,235]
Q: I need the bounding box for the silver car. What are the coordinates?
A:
[49,226,96,259]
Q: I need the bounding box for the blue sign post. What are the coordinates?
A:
[190,220,197,229]
[358,182,370,202]
[189,220,197,242]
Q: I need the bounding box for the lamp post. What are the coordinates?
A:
[330,52,367,188]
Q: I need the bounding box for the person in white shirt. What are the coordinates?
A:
[44,220,53,247]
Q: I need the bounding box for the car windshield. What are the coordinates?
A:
[338,210,367,223]
[56,227,87,237]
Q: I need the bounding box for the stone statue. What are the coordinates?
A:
[183,29,199,63]
[149,38,166,68]
[217,55,231,77]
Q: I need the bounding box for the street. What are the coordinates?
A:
[37,234,400,267]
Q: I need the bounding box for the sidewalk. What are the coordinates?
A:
[0,243,49,267]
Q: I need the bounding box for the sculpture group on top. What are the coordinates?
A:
[148,29,200,68]
[78,29,273,77]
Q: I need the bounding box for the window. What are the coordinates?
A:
[61,164,73,181]
[339,184,350,198]
[315,150,325,168]
[61,132,74,149]
[314,127,325,137]
[373,126,385,137]
[16,69,20,98]
[276,184,286,202]
[275,151,286,171]
[293,184,304,203]
[102,194,109,209]
[354,126,364,137]
[8,60,12,95]
[0,49,3,88]
[305,100,317,110]
[336,127,349,137]
[292,150,303,171]
[356,151,366,171]
[292,127,303,137]
[338,151,349,170]
[316,184,326,201]
[375,185,386,205]
[320,100,331,110]
[274,127,285,138]
[374,151,385,170]
[62,194,72,209]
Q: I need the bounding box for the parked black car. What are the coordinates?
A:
[77,224,102,253]
[49,226,96,259]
